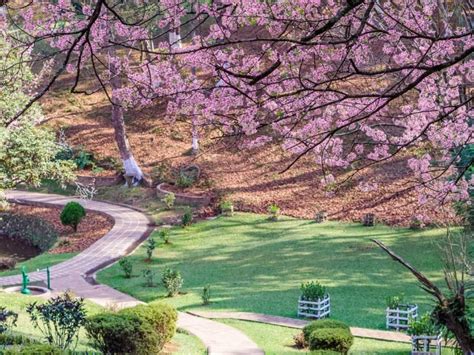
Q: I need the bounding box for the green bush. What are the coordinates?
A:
[301,281,327,301]
[0,307,18,334]
[303,319,350,342]
[162,268,183,297]
[119,257,133,278]
[26,293,86,351]
[3,344,62,355]
[181,208,193,227]
[159,229,170,244]
[145,237,156,261]
[308,327,354,353]
[267,204,280,221]
[142,269,155,287]
[0,334,35,346]
[161,193,175,209]
[176,172,194,188]
[120,303,177,349]
[408,313,438,336]
[73,150,94,170]
[60,201,86,232]
[219,200,234,216]
[202,284,211,305]
[386,294,404,309]
[0,213,58,251]
[85,312,157,355]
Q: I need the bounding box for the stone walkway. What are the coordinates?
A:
[0,191,263,355]
[189,311,412,343]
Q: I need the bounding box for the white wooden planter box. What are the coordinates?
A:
[386,304,418,330]
[297,294,330,319]
[411,334,442,355]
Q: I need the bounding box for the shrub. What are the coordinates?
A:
[162,268,183,297]
[219,200,234,216]
[308,327,354,353]
[0,307,18,334]
[408,313,438,336]
[120,303,177,349]
[161,193,176,209]
[176,172,194,188]
[386,294,404,309]
[301,281,327,301]
[145,237,156,261]
[293,332,306,349]
[0,213,58,252]
[0,334,35,346]
[303,319,350,342]
[60,201,86,232]
[181,207,193,227]
[119,257,133,278]
[159,229,170,244]
[0,257,16,270]
[73,150,94,170]
[26,293,87,351]
[201,284,211,305]
[267,204,280,221]
[314,211,327,223]
[85,312,157,355]
[4,344,62,355]
[142,269,155,287]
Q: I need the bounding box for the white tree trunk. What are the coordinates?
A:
[169,30,182,50]
[107,13,144,186]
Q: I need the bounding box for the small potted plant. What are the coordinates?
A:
[408,313,442,355]
[267,204,281,221]
[220,200,234,217]
[297,281,330,319]
[385,294,418,330]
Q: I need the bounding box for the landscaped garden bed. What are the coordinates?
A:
[0,203,113,276]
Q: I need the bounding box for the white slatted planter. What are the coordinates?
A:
[411,334,442,355]
[297,294,330,319]
[386,304,418,330]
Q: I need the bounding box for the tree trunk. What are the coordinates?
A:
[107,13,144,186]
[110,100,144,186]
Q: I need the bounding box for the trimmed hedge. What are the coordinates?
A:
[119,302,177,349]
[60,202,86,232]
[308,328,354,353]
[85,312,157,355]
[0,213,58,251]
[303,319,350,342]
[85,303,177,355]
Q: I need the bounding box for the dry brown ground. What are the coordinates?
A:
[40,77,456,227]
[10,204,114,254]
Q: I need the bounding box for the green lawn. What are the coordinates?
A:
[0,253,77,277]
[98,213,451,329]
[217,319,457,355]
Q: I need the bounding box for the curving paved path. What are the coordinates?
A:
[0,190,263,355]
[0,190,152,286]
[189,311,411,343]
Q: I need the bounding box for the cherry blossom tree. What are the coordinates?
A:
[1,0,473,206]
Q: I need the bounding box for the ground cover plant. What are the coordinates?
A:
[98,213,451,329]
